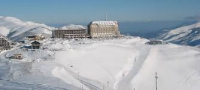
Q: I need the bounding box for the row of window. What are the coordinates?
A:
[55,30,86,34]
[90,25,118,28]
[0,43,9,45]
[91,27,116,30]
[0,40,8,42]
[63,35,86,38]
[91,30,116,33]
[92,34,116,37]
[0,42,9,44]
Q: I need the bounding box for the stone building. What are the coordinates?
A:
[52,29,88,38]
[0,35,11,50]
[88,21,120,38]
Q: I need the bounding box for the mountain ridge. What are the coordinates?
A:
[0,16,54,41]
[158,22,200,46]
[0,16,86,41]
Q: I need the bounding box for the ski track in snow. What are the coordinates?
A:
[115,46,152,90]
[53,62,103,90]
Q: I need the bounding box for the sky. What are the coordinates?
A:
[0,0,200,24]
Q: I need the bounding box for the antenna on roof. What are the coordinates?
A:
[105,13,107,21]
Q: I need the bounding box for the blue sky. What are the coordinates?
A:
[0,0,200,24]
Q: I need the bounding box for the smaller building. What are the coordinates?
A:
[31,41,41,49]
[145,40,164,45]
[25,35,37,40]
[0,35,12,51]
[52,29,88,38]
[8,54,23,60]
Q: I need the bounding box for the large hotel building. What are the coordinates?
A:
[88,21,120,38]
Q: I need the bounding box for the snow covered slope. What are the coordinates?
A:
[160,22,200,46]
[0,37,200,90]
[0,16,55,41]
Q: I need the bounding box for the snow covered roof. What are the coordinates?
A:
[57,24,86,30]
[31,41,41,44]
[91,21,118,26]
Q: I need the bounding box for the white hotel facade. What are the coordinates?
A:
[88,21,120,38]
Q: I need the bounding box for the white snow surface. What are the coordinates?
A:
[0,37,200,90]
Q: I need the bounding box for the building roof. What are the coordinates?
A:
[56,24,86,30]
[31,41,40,44]
[91,21,118,26]
[26,36,36,38]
